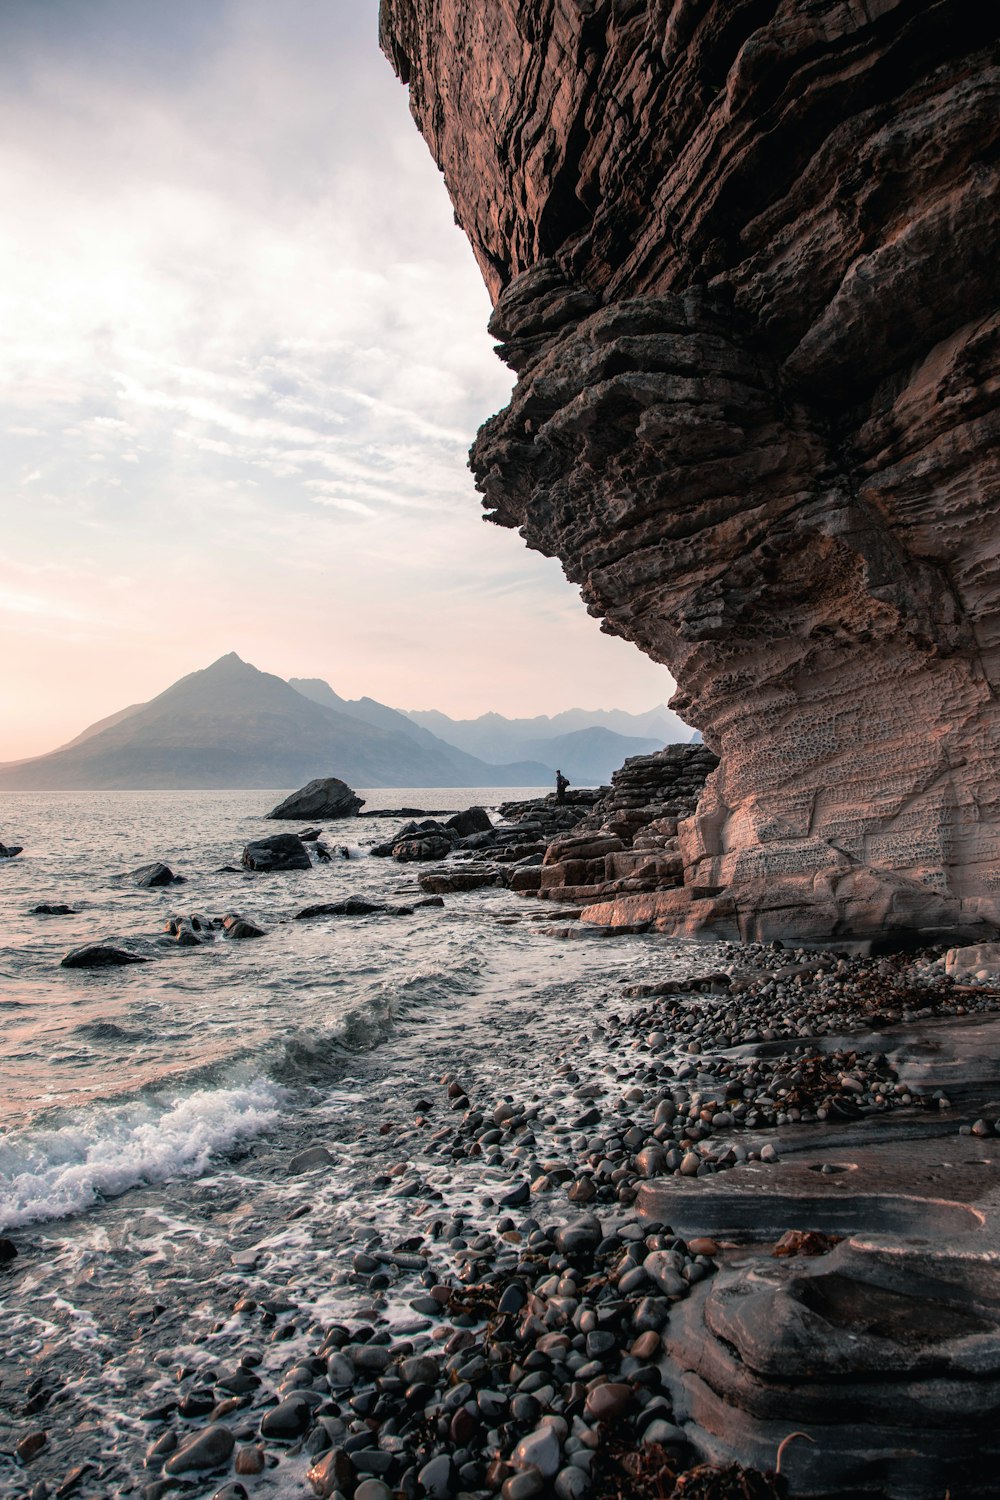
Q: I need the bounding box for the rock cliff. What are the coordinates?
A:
[380,0,1000,945]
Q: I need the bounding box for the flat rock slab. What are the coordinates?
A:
[641,1016,1000,1499]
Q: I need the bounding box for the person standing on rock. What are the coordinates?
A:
[555,769,570,803]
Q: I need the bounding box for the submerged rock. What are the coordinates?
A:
[0,841,24,858]
[268,778,363,821]
[295,898,411,919]
[222,913,265,939]
[125,862,182,888]
[60,945,148,969]
[241,834,312,872]
[31,903,78,915]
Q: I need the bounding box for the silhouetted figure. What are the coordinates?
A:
[555,769,570,804]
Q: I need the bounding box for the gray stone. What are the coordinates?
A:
[418,1453,454,1497]
[288,1145,334,1174]
[513,1425,561,1477]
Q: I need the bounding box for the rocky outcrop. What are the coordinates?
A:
[380,0,1000,945]
[268,777,364,821]
[537,744,717,904]
[241,834,312,872]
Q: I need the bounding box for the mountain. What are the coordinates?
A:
[403,703,694,782]
[287,678,553,786]
[514,727,667,787]
[0,655,554,791]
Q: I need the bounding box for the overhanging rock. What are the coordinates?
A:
[380,0,1000,943]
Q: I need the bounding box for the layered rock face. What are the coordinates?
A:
[380,0,1000,943]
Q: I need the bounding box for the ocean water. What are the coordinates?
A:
[0,788,562,1227]
[0,788,714,1499]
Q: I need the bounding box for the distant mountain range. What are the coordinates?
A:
[0,653,693,791]
[404,705,692,784]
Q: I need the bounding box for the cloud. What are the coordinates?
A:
[0,0,677,760]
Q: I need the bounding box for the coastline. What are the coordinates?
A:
[4,906,999,1499]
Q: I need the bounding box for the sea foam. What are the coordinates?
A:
[0,1079,285,1231]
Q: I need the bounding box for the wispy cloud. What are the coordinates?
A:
[0,0,676,759]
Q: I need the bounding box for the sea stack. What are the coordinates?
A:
[379,1,1000,946]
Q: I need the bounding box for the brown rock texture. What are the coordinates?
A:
[380,0,1000,944]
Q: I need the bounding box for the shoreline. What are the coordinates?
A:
[5,928,999,1500]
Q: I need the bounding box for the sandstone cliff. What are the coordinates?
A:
[380,0,1000,945]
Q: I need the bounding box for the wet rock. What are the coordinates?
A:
[419,870,502,894]
[355,1483,393,1500]
[288,1144,334,1174]
[446,807,494,837]
[211,1487,248,1500]
[60,945,148,969]
[555,1466,589,1500]
[234,1446,265,1475]
[583,1383,633,1422]
[163,1424,235,1475]
[31,903,77,915]
[502,1471,544,1500]
[393,831,454,863]
[307,1446,356,1498]
[268,778,364,820]
[0,841,23,858]
[221,913,265,939]
[418,1453,455,1497]
[261,1394,313,1439]
[242,834,312,871]
[126,862,181,888]
[17,1431,47,1461]
[0,1236,18,1262]
[55,1467,90,1498]
[295,898,405,919]
[513,1425,561,1477]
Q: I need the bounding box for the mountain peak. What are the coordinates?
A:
[206,651,251,672]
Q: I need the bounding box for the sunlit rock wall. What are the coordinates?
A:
[380,0,1000,944]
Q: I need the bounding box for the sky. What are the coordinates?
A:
[0,0,677,761]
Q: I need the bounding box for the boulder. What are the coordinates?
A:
[31,903,77,915]
[222,913,265,939]
[446,806,493,837]
[126,862,182,887]
[241,834,312,872]
[61,945,149,969]
[268,778,364,821]
[944,943,1000,982]
[393,832,453,862]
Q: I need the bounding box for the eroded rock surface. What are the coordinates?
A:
[380,0,1000,944]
